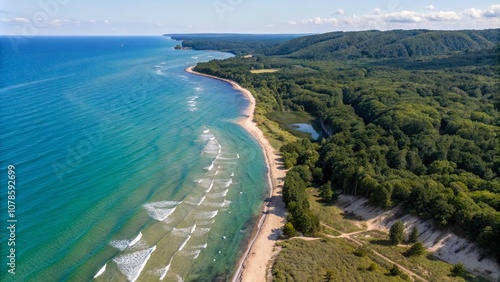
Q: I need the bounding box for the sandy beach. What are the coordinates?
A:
[186,66,287,282]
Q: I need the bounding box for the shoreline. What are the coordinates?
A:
[185,66,287,282]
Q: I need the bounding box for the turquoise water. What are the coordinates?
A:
[290,123,319,140]
[0,36,268,281]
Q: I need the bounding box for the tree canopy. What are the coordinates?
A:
[193,28,500,260]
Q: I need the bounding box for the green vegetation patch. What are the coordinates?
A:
[354,230,489,282]
[273,238,403,282]
[307,188,366,233]
[267,111,315,125]
[266,111,321,139]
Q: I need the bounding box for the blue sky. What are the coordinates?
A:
[1,0,499,35]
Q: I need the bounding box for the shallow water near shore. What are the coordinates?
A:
[0,36,268,281]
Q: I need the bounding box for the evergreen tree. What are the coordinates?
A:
[450,263,466,277]
[319,181,334,203]
[408,225,419,243]
[283,222,296,237]
[389,220,405,245]
[406,242,426,257]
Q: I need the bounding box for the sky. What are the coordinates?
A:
[0,0,499,35]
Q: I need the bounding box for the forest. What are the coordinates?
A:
[191,29,500,260]
[167,33,303,55]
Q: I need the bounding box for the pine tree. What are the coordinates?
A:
[389,220,405,245]
[408,225,419,243]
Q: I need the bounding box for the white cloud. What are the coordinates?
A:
[384,10,423,23]
[104,20,109,24]
[267,24,274,27]
[484,5,500,17]
[296,7,491,29]
[89,19,96,23]
[465,5,500,19]
[424,5,435,10]
[464,8,483,19]
[427,11,460,21]
[302,17,338,25]
[336,9,345,15]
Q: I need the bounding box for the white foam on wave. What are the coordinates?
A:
[172,227,194,237]
[203,129,209,133]
[204,162,214,171]
[197,219,215,226]
[192,243,208,249]
[109,240,130,251]
[113,246,156,282]
[197,196,206,206]
[196,210,218,219]
[203,140,221,155]
[143,202,178,221]
[148,201,179,207]
[159,263,171,280]
[179,235,191,251]
[216,178,232,187]
[185,195,206,206]
[94,263,106,278]
[205,180,215,193]
[193,227,211,236]
[203,200,231,208]
[195,87,203,92]
[129,232,142,247]
[181,249,201,259]
[207,189,229,199]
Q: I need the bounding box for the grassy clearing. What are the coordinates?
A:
[266,111,314,125]
[273,189,492,282]
[252,109,298,150]
[307,188,366,233]
[355,231,489,282]
[250,68,280,74]
[266,111,322,140]
[273,238,405,282]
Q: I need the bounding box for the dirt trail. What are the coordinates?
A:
[334,194,499,281]
[318,221,427,282]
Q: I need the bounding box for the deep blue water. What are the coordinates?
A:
[0,36,268,281]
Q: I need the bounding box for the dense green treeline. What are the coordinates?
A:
[170,29,499,60]
[194,29,500,259]
[167,34,303,55]
[266,29,500,60]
